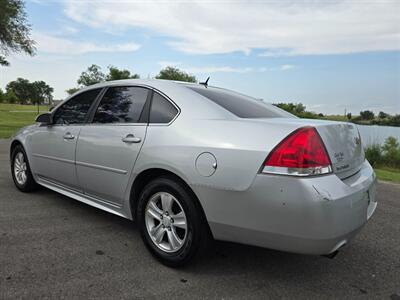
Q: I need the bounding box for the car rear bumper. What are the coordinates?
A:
[197,160,377,255]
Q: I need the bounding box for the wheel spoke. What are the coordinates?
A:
[167,229,182,250]
[161,193,173,213]
[15,159,21,170]
[146,202,162,221]
[21,172,26,183]
[153,224,166,243]
[172,211,187,230]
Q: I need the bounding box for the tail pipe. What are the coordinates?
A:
[321,241,347,259]
[322,250,339,259]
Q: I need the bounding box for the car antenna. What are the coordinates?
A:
[199,76,210,88]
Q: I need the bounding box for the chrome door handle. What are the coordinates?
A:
[63,132,75,140]
[122,134,141,143]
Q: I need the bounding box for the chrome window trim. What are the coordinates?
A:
[88,84,181,127]
[147,89,181,127]
[83,123,148,127]
[50,87,105,126]
[48,84,181,127]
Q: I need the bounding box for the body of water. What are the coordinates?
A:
[357,125,400,146]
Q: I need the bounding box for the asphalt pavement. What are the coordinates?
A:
[0,139,399,299]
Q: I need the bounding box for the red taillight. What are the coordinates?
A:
[263,127,332,176]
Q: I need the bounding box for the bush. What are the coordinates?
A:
[365,136,400,168]
[365,144,382,167]
[5,90,18,103]
[381,137,400,168]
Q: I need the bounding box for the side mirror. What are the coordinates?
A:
[36,113,53,125]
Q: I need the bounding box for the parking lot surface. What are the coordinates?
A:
[0,139,399,299]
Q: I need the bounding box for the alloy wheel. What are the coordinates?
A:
[145,192,188,253]
[14,152,27,186]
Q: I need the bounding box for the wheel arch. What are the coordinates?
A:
[10,139,24,161]
[129,168,212,236]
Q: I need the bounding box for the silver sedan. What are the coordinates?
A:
[10,79,377,266]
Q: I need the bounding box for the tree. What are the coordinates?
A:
[346,112,352,120]
[31,80,53,113]
[6,77,32,104]
[67,65,141,95]
[378,111,389,119]
[274,102,307,116]
[106,65,139,81]
[77,64,105,87]
[156,66,196,83]
[359,110,374,120]
[0,0,35,66]
[0,88,4,103]
[294,103,306,114]
[5,77,53,107]
[66,87,80,96]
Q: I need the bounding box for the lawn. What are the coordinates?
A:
[375,167,400,184]
[0,104,49,138]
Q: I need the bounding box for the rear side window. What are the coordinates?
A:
[187,86,292,118]
[150,92,178,124]
[53,88,101,125]
[93,86,149,124]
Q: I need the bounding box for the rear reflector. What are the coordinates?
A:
[262,126,332,176]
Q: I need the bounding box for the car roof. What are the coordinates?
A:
[67,79,236,120]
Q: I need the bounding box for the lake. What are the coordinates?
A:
[357,125,400,146]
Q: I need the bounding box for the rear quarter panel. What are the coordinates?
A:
[133,118,301,192]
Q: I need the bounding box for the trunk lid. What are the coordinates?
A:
[245,118,364,179]
[315,122,364,179]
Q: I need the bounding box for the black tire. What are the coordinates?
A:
[11,145,38,192]
[137,176,207,267]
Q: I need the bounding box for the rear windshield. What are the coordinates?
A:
[187,86,293,118]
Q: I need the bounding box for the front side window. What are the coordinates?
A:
[149,92,178,123]
[53,88,102,125]
[93,86,149,124]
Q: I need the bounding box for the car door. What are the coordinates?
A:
[29,88,103,191]
[75,86,151,205]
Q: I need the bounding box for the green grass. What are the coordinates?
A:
[375,167,400,184]
[0,103,49,138]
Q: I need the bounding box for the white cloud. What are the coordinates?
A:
[158,63,296,73]
[280,64,296,71]
[33,32,141,55]
[158,61,182,68]
[157,62,269,73]
[183,66,254,74]
[61,25,79,34]
[64,0,400,56]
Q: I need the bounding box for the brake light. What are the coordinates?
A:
[262,127,332,176]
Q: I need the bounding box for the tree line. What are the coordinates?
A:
[0,65,197,105]
[274,102,400,127]
[0,78,53,106]
[66,64,196,95]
